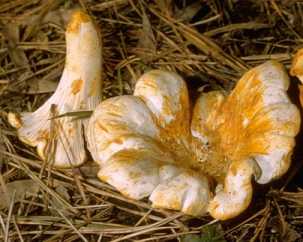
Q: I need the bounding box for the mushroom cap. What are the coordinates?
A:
[194,61,300,185]
[199,61,300,219]
[87,60,300,220]
[8,10,102,167]
[290,48,303,107]
[87,70,211,215]
[290,49,303,83]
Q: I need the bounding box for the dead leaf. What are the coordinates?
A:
[80,161,99,178]
[22,0,62,41]
[137,11,156,63]
[175,1,202,22]
[0,80,9,95]
[51,183,72,216]
[55,184,70,202]
[282,223,301,242]
[155,0,173,16]
[0,179,40,209]
[0,19,34,91]
[1,21,30,69]
[27,58,64,94]
[27,78,59,94]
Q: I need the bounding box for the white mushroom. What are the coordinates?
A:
[9,11,300,220]
[8,10,102,167]
[87,61,300,220]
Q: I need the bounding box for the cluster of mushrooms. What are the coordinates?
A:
[8,11,303,220]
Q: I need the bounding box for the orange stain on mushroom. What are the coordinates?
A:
[92,67,279,186]
[85,65,299,219]
[37,129,50,140]
[153,191,182,210]
[96,121,110,133]
[89,79,99,96]
[128,171,143,180]
[98,173,109,183]
[71,79,83,95]
[290,49,303,77]
[187,70,274,182]
[67,11,90,33]
[167,198,182,210]
[216,72,271,163]
[68,127,75,136]
[299,85,303,107]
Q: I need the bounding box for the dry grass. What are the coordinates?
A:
[0,0,303,241]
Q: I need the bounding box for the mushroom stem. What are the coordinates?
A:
[8,10,102,167]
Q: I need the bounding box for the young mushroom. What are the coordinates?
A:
[87,61,300,220]
[8,10,102,167]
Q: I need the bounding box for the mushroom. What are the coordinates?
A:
[290,49,303,83]
[9,10,300,220]
[87,61,300,220]
[8,10,102,167]
[290,49,303,106]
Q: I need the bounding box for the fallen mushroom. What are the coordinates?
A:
[87,61,300,220]
[8,10,102,167]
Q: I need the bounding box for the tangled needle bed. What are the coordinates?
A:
[8,10,301,221]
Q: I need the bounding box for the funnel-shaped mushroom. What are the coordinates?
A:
[87,61,300,220]
[8,10,102,167]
